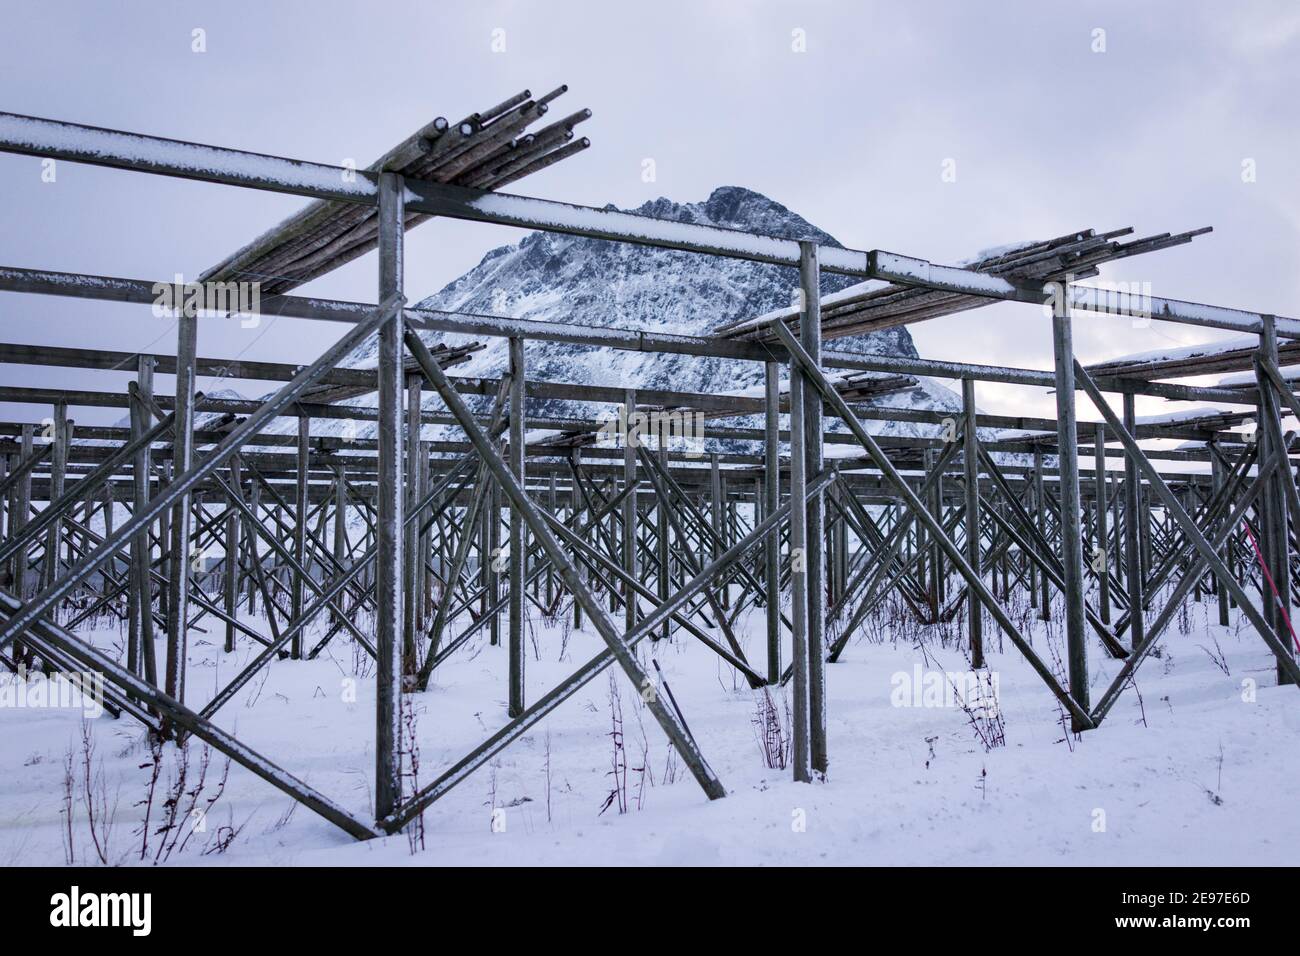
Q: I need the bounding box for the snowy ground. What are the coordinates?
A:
[2,591,1298,867]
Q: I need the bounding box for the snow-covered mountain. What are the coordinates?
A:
[358,186,958,436]
[241,186,963,445]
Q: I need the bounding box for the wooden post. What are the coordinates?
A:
[165,308,196,714]
[764,360,781,683]
[788,323,812,783]
[421,444,433,623]
[508,337,526,716]
[623,390,638,634]
[1139,484,1152,581]
[494,482,505,641]
[709,452,723,569]
[1094,423,1111,625]
[374,170,405,821]
[245,478,260,617]
[1051,297,1089,727]
[962,378,984,667]
[931,449,945,610]
[1110,469,1123,591]
[127,359,153,681]
[332,462,348,626]
[800,241,828,776]
[656,443,670,642]
[546,472,558,611]
[924,447,939,619]
[41,403,68,594]
[292,416,309,659]
[403,371,422,674]
[1259,315,1294,684]
[570,450,583,630]
[832,491,848,606]
[12,425,32,661]
[0,455,7,558]
[224,456,241,653]
[101,481,113,537]
[1210,448,1230,627]
[1033,445,1050,620]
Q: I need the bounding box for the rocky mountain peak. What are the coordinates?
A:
[326,187,956,441]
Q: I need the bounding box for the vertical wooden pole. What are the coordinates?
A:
[426,448,436,621]
[374,170,405,821]
[1094,423,1111,625]
[42,402,68,594]
[293,416,309,659]
[1051,296,1089,727]
[623,390,638,634]
[962,378,984,668]
[788,325,811,783]
[547,472,558,611]
[1259,315,1294,684]
[1139,484,1152,580]
[930,448,945,610]
[245,478,260,617]
[925,447,946,621]
[508,337,526,717]
[479,478,491,631]
[1033,446,1050,620]
[128,359,153,680]
[157,460,170,628]
[1211,447,1231,627]
[1110,469,1123,591]
[224,456,241,653]
[656,444,670,641]
[570,450,584,630]
[332,462,348,625]
[709,452,723,565]
[0,455,7,556]
[800,241,828,776]
[403,372,422,674]
[764,359,781,683]
[13,425,32,661]
[833,492,848,605]
[165,308,196,713]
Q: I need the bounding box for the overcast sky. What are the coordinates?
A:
[1,0,1297,426]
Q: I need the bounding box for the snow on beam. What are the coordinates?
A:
[0,111,377,203]
[822,348,1054,387]
[1216,365,1300,388]
[0,265,775,360]
[857,246,1300,339]
[0,264,1262,404]
[867,250,1038,300]
[1087,336,1259,369]
[0,112,878,275]
[6,112,1299,336]
[1133,406,1252,427]
[867,250,1300,338]
[405,179,873,274]
[1066,286,1300,338]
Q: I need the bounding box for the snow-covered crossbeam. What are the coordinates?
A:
[4,110,1297,334]
[0,265,1255,403]
[0,110,871,275]
[1088,337,1259,370]
[0,112,377,202]
[1065,286,1300,338]
[868,250,1034,299]
[1217,365,1300,388]
[869,250,1300,338]
[408,180,871,274]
